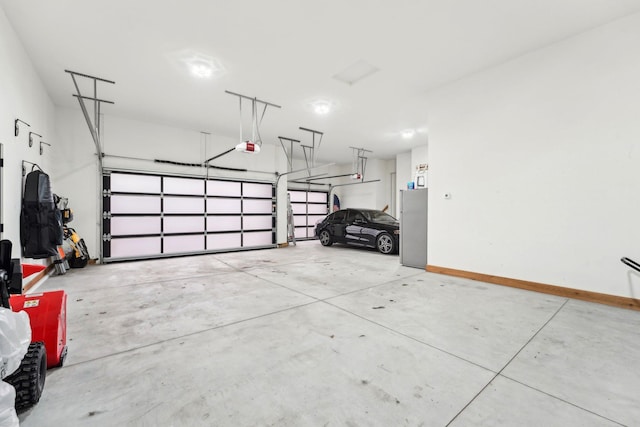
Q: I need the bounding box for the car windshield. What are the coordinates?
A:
[361,210,397,223]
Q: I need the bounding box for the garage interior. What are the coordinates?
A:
[1,1,639,426]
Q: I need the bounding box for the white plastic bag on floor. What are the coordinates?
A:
[0,308,31,379]
[0,383,17,427]
[0,307,30,427]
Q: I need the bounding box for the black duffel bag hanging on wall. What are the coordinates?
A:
[20,169,63,259]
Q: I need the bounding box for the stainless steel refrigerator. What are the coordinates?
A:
[400,189,428,268]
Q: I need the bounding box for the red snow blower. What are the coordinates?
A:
[0,239,67,411]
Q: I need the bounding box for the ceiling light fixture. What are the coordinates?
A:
[401,129,416,139]
[189,62,214,78]
[173,50,225,79]
[305,97,340,116]
[313,101,331,115]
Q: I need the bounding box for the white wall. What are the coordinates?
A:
[0,7,57,260]
[427,13,640,298]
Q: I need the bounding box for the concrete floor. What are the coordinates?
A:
[18,240,640,426]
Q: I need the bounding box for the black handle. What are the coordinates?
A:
[621,257,640,273]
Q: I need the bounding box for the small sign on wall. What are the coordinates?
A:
[415,163,428,188]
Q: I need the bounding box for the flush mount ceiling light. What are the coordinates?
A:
[312,100,332,115]
[172,50,225,79]
[308,98,338,116]
[189,61,214,78]
[187,55,224,79]
[333,59,380,86]
[401,129,416,139]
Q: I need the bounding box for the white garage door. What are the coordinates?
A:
[288,190,328,240]
[103,171,275,261]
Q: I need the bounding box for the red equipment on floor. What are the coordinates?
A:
[9,290,67,368]
[1,238,68,411]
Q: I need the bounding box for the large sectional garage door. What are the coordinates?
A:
[288,190,328,240]
[102,171,275,261]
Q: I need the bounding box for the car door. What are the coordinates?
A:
[357,211,379,247]
[344,210,366,245]
[328,210,347,243]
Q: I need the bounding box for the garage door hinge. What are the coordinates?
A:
[102,189,112,197]
[102,233,111,242]
[102,211,112,219]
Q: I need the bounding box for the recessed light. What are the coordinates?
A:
[310,99,333,115]
[172,50,225,79]
[401,129,415,139]
[314,101,331,115]
[189,61,214,78]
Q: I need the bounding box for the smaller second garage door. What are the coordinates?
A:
[288,190,328,240]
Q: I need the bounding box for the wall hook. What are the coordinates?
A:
[39,141,51,155]
[14,119,31,137]
[28,131,42,147]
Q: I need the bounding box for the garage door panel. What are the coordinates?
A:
[207,180,241,197]
[289,191,306,202]
[111,217,161,236]
[308,204,328,214]
[243,231,272,247]
[207,216,241,232]
[207,198,241,214]
[164,216,205,233]
[111,174,161,194]
[207,233,241,250]
[110,237,161,258]
[294,227,308,239]
[243,199,272,214]
[291,203,306,215]
[164,197,204,214]
[111,195,161,214]
[164,235,205,254]
[164,177,204,195]
[243,215,272,230]
[243,183,272,198]
[308,192,328,203]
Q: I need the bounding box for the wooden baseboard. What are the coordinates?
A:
[277,243,289,248]
[22,264,54,293]
[426,265,640,311]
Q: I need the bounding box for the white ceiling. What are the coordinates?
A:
[3,0,640,163]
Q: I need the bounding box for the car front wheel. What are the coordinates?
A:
[376,233,395,254]
[319,230,333,246]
